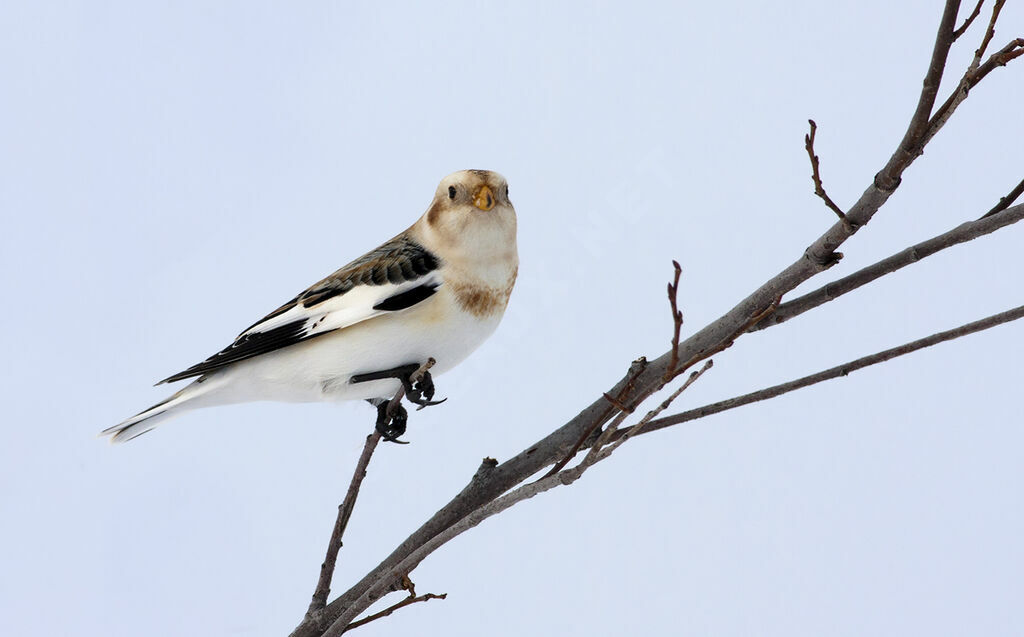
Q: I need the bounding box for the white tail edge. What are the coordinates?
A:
[101,377,222,443]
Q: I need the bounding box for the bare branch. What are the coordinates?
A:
[981,178,1024,219]
[345,592,447,633]
[305,432,382,619]
[969,37,1024,86]
[319,360,715,636]
[923,34,1024,148]
[952,0,985,42]
[321,298,1024,637]
[624,304,1024,438]
[665,260,685,380]
[548,356,648,479]
[874,0,962,191]
[582,364,714,472]
[804,120,847,221]
[601,360,714,453]
[289,6,1019,634]
[752,201,1024,331]
[972,0,1006,68]
[301,359,436,629]
[923,1,1022,149]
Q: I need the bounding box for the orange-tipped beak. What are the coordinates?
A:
[473,185,495,211]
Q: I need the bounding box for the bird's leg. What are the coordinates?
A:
[351,363,447,410]
[350,363,421,385]
[372,399,408,443]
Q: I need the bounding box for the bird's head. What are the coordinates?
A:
[421,169,517,263]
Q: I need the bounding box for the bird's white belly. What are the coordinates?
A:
[212,288,503,404]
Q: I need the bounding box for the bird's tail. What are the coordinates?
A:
[101,376,223,443]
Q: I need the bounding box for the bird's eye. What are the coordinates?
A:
[448,186,457,199]
[505,185,510,198]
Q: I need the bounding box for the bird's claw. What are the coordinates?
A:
[402,370,446,409]
[375,401,410,444]
[415,371,435,400]
[415,397,447,412]
[356,363,446,443]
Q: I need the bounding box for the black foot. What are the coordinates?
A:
[401,370,447,410]
[375,401,409,444]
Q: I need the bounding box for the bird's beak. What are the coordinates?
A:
[473,185,496,211]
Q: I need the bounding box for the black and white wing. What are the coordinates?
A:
[158,235,441,384]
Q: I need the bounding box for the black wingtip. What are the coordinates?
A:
[155,369,199,385]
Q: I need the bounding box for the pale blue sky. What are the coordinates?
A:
[2,2,1023,636]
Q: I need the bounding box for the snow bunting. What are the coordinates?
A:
[102,169,518,443]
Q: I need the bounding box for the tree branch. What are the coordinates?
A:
[300,360,436,631]
[547,356,648,480]
[665,260,685,380]
[752,201,1024,331]
[345,592,447,633]
[319,361,714,636]
[952,0,985,42]
[804,119,847,221]
[304,432,382,620]
[622,304,1024,438]
[602,360,714,452]
[981,178,1024,219]
[973,0,1007,68]
[922,1,1023,149]
[289,5,1021,634]
[873,0,961,192]
[324,296,1024,637]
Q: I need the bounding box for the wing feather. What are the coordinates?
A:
[158,235,441,384]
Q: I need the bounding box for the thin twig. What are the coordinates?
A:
[804,120,847,221]
[306,432,382,619]
[752,201,1024,331]
[923,0,1022,149]
[601,392,631,413]
[304,358,436,622]
[578,363,712,471]
[575,409,632,471]
[669,296,779,381]
[973,0,1006,68]
[557,361,711,508]
[970,38,1024,84]
[981,178,1024,219]
[601,360,714,454]
[953,0,985,42]
[571,363,711,477]
[621,304,1024,439]
[587,298,772,481]
[344,593,447,632]
[546,357,648,479]
[665,260,685,379]
[923,36,1024,148]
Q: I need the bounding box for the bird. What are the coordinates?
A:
[101,169,518,443]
